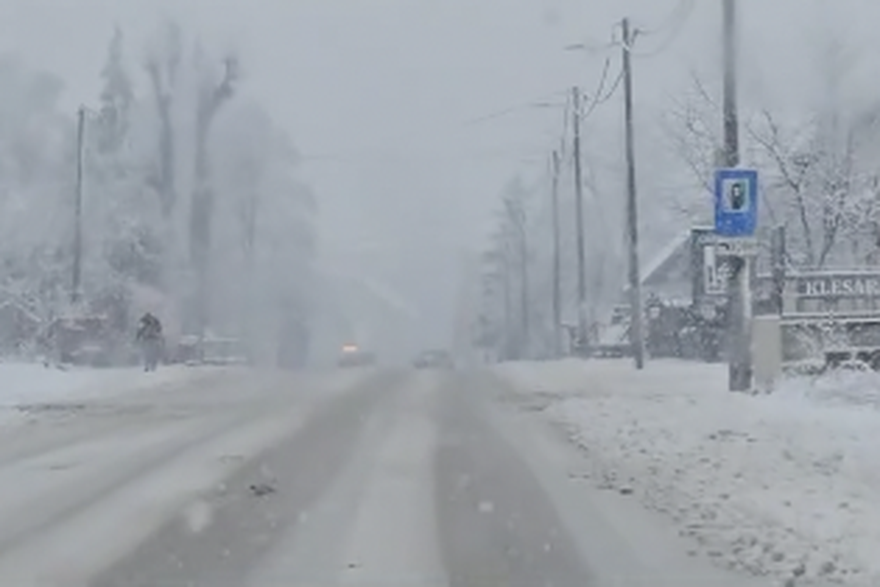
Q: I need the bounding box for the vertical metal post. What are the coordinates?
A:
[722,0,740,165]
[722,0,752,391]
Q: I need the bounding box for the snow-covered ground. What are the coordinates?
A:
[0,363,228,425]
[496,358,880,587]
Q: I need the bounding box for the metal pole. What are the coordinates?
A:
[71,106,85,304]
[502,236,513,360]
[572,86,588,350]
[722,0,752,391]
[551,150,562,357]
[622,18,645,369]
[722,0,740,167]
[520,214,529,352]
[505,198,530,357]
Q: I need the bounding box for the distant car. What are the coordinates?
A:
[413,350,454,369]
[337,343,376,368]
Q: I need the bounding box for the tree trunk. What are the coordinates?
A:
[187,57,237,338]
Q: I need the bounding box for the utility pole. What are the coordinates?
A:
[505,197,530,358]
[71,106,85,305]
[722,0,739,166]
[501,233,513,360]
[520,214,529,353]
[721,0,751,391]
[571,86,588,352]
[551,149,562,357]
[622,17,645,369]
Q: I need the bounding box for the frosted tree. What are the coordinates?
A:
[89,27,162,295]
[186,46,239,336]
[665,37,880,270]
[0,56,72,320]
[0,25,322,361]
[144,21,182,222]
[747,79,880,267]
[476,229,512,359]
[211,100,316,364]
[96,26,134,156]
[475,176,538,360]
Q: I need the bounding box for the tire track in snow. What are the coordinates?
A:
[0,369,392,586]
[0,368,249,467]
[0,396,280,555]
[87,370,407,587]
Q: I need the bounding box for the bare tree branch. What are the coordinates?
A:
[748,109,817,265]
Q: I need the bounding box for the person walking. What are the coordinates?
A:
[136,312,164,371]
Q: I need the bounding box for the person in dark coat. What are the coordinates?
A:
[135,312,164,371]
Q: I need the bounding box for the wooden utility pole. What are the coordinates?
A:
[504,197,529,357]
[622,17,645,369]
[571,86,587,351]
[722,0,752,391]
[71,106,85,304]
[501,234,513,359]
[551,149,562,357]
[520,217,529,352]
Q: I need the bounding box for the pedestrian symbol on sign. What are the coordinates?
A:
[730,181,745,210]
[724,180,748,211]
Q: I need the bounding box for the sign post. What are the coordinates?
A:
[714,168,758,392]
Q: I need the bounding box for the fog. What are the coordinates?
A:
[1,0,879,365]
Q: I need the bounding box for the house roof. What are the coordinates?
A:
[640,229,692,286]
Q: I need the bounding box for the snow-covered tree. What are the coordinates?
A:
[664,37,880,270]
[211,100,317,364]
[475,175,542,360]
[186,46,239,337]
[86,26,163,296]
[0,23,320,363]
[144,21,182,223]
[0,56,73,321]
[97,26,134,156]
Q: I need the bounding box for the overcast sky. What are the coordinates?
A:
[2,0,879,348]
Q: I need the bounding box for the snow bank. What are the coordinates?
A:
[496,359,880,587]
[0,363,221,427]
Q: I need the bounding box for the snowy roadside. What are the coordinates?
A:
[495,359,880,587]
[0,363,237,425]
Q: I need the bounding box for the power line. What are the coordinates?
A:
[582,57,612,111]
[461,89,569,127]
[630,0,695,58]
[581,58,625,121]
[566,23,622,56]
[596,69,625,104]
[634,0,694,37]
[299,145,553,164]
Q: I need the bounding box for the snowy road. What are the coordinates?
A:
[0,366,768,587]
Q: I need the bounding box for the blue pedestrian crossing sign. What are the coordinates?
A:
[714,168,758,237]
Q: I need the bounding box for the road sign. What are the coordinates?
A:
[714,168,758,237]
[714,236,758,257]
[702,242,728,294]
